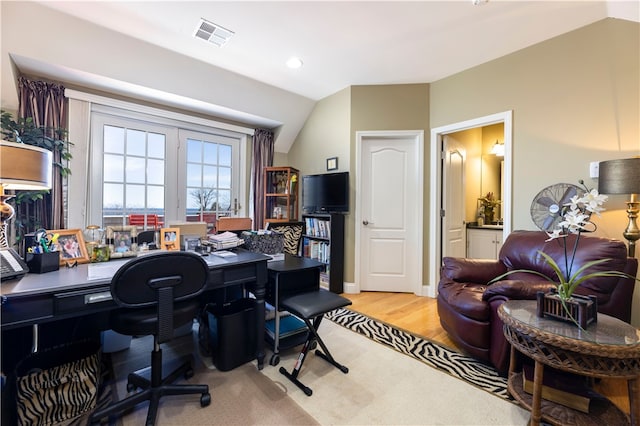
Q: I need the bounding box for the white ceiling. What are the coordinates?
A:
[35,0,638,100]
[18,1,639,151]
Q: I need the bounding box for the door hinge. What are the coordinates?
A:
[440,209,445,217]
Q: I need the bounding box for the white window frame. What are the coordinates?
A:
[66,90,250,229]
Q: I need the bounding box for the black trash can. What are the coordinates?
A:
[205,298,257,371]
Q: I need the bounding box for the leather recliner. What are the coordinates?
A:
[437,230,638,375]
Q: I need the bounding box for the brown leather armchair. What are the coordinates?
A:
[437,230,638,374]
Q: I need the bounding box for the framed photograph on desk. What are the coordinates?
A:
[48,228,91,266]
[106,226,138,259]
[160,227,180,251]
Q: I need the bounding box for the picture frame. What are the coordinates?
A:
[182,235,201,252]
[160,227,180,251]
[106,225,138,259]
[326,157,338,171]
[47,228,90,266]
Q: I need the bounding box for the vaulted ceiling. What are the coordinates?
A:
[9,1,639,152]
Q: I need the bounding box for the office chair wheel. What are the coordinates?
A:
[185,367,194,379]
[201,392,211,407]
[270,353,280,366]
[126,382,136,392]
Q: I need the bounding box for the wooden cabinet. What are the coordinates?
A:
[467,228,503,259]
[263,167,299,227]
[301,213,345,293]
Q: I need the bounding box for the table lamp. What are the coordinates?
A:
[598,157,640,257]
[0,140,53,249]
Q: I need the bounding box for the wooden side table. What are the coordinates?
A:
[498,300,640,425]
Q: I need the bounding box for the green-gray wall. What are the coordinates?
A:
[286,18,639,322]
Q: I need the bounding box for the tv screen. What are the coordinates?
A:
[302,172,349,213]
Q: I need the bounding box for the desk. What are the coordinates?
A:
[1,250,269,369]
[498,300,640,426]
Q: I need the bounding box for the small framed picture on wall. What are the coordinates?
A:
[326,157,338,171]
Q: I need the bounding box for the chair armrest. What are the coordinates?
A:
[441,257,507,284]
[482,280,557,301]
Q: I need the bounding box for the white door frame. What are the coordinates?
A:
[428,111,513,298]
[352,130,424,295]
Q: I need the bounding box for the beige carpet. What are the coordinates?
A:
[107,318,529,425]
[109,331,318,425]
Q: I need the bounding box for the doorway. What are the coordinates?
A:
[427,111,513,298]
[352,130,424,294]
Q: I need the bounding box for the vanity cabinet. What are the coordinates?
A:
[467,228,503,259]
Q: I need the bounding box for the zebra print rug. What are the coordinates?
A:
[325,308,513,402]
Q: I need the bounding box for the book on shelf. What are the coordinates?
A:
[521,363,605,413]
[265,315,306,339]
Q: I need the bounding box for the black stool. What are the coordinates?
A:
[278,290,352,396]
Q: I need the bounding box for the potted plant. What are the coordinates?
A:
[478,192,500,224]
[491,180,639,328]
[0,110,72,246]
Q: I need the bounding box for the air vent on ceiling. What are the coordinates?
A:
[194,18,234,47]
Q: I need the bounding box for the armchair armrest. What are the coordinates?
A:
[482,280,557,301]
[441,257,507,284]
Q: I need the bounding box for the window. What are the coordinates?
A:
[89,106,245,230]
[181,130,241,229]
[102,124,166,227]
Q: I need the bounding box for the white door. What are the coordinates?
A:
[442,135,466,258]
[356,131,423,293]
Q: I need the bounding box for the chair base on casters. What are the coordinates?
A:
[278,291,351,396]
[90,341,211,426]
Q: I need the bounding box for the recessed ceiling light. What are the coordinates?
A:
[286,57,303,69]
[194,18,234,47]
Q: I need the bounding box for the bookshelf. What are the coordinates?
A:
[263,166,299,227]
[301,213,345,293]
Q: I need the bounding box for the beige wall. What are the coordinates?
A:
[288,84,429,284]
[431,18,639,236]
[289,18,639,322]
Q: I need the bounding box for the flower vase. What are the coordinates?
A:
[484,207,494,224]
[536,290,598,329]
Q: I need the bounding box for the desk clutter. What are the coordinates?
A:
[240,230,284,254]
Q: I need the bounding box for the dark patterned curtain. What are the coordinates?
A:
[17,76,68,231]
[251,129,274,229]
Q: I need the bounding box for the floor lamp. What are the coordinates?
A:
[598,157,640,257]
[0,140,53,249]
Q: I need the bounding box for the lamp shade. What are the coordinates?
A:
[0,140,53,190]
[598,157,640,195]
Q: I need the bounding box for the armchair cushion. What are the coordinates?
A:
[482,280,557,301]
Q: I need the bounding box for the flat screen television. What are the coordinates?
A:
[302,172,349,213]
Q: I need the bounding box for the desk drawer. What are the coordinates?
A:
[54,288,115,315]
[1,295,53,328]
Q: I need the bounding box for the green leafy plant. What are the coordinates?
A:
[1,110,72,177]
[1,110,73,243]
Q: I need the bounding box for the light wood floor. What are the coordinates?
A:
[343,291,631,416]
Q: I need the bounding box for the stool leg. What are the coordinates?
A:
[279,314,349,396]
[279,337,314,396]
[308,316,349,374]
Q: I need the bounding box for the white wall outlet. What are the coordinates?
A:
[589,161,599,178]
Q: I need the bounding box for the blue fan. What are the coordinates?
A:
[530,183,582,232]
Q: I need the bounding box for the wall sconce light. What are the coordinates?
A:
[490,140,504,157]
[598,157,640,257]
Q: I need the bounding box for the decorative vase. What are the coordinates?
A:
[484,206,495,224]
[536,289,598,329]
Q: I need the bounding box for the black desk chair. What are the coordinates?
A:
[275,262,352,396]
[90,251,211,425]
